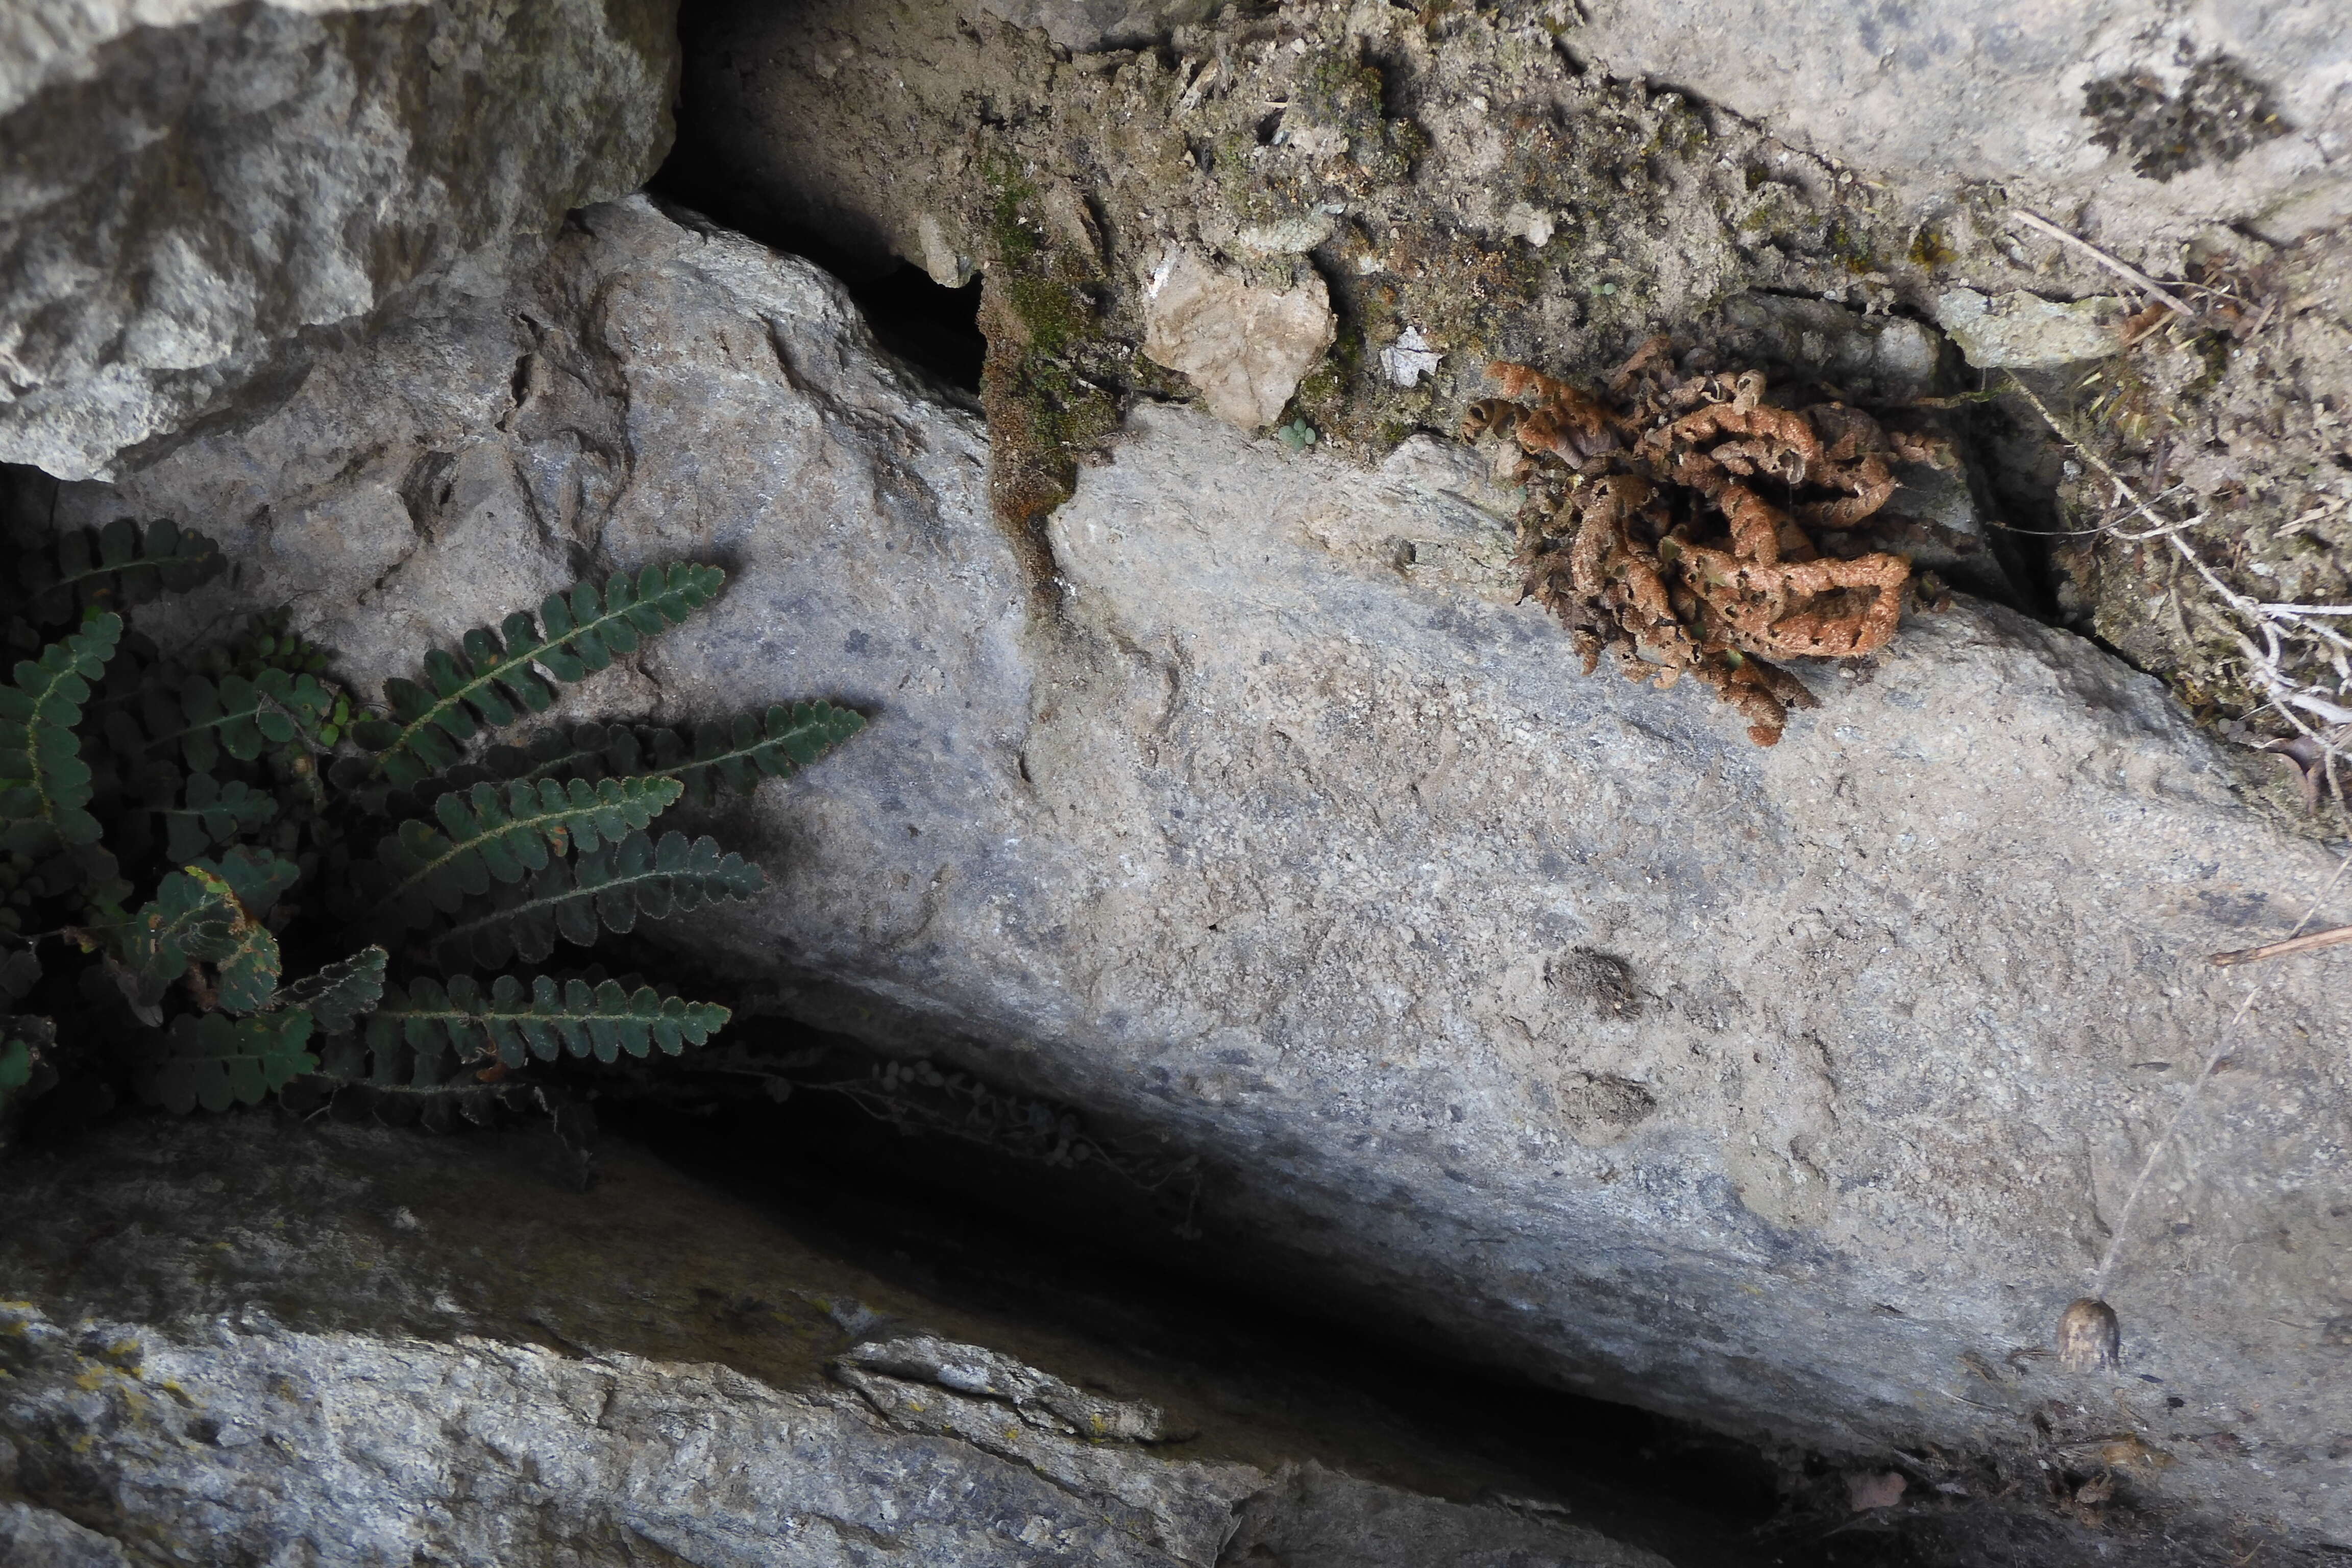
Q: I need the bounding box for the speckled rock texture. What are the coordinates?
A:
[0,1117,1669,1567]
[32,194,2352,1558]
[1566,1,2351,247]
[0,0,678,481]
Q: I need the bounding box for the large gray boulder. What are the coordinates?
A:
[0,0,678,482]
[39,194,2352,1555]
[0,1117,1668,1567]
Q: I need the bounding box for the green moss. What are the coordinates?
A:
[1908,227,1958,269]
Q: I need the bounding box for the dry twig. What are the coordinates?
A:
[2209,922,2352,966]
[2007,209,2194,316]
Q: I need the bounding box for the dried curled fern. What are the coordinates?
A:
[350,564,726,790]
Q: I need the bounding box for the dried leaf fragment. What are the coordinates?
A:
[1464,339,1925,744]
[2057,1296,2121,1371]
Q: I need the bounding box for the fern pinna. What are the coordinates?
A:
[0,515,864,1147]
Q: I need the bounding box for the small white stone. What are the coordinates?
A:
[1381,326,1442,388]
[1142,250,1335,430]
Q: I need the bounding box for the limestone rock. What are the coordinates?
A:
[1142,249,1335,430]
[1567,1,2352,244]
[0,1502,132,1567]
[975,0,1216,53]
[0,0,678,481]
[42,195,2352,1556]
[1932,287,2129,369]
[0,1117,1666,1568]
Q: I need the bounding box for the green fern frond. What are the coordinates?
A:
[132,666,339,773]
[276,946,388,1034]
[653,702,866,802]
[351,564,726,790]
[369,973,730,1068]
[137,1010,316,1114]
[114,848,297,1014]
[432,829,764,969]
[494,704,865,804]
[23,519,225,627]
[368,775,684,930]
[0,612,121,854]
[158,773,278,861]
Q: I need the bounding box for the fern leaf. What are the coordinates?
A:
[24,519,225,626]
[485,703,864,803]
[158,772,278,862]
[0,1017,53,1117]
[137,666,338,773]
[352,564,726,789]
[138,1010,316,1113]
[367,774,684,930]
[0,613,121,854]
[277,946,388,1035]
[662,701,866,802]
[432,829,764,970]
[0,1035,32,1105]
[199,843,301,919]
[115,851,294,1014]
[369,972,730,1069]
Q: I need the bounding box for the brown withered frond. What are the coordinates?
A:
[1465,343,1938,744]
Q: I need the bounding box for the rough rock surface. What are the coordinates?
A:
[1565,1,2351,246]
[667,0,2352,754]
[0,1117,1668,1567]
[0,0,677,481]
[1142,250,1336,429]
[1930,287,2129,368]
[37,195,2352,1557]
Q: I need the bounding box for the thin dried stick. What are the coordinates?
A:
[2209,922,2352,966]
[2008,209,2194,316]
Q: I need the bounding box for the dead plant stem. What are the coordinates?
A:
[2008,209,2194,316]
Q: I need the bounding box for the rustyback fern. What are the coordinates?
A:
[0,613,121,854]
[139,1010,317,1114]
[433,828,765,970]
[125,666,341,774]
[353,564,726,790]
[369,973,730,1068]
[462,701,866,808]
[0,538,864,1150]
[276,946,388,1035]
[24,519,225,625]
[364,774,685,930]
[112,847,302,1016]
[157,773,278,862]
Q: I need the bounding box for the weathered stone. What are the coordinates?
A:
[976,0,1216,53]
[1566,1,2352,244]
[1933,288,2130,368]
[40,195,2352,1556]
[0,1502,132,1567]
[0,0,678,481]
[1142,249,1335,430]
[0,1117,1667,1567]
